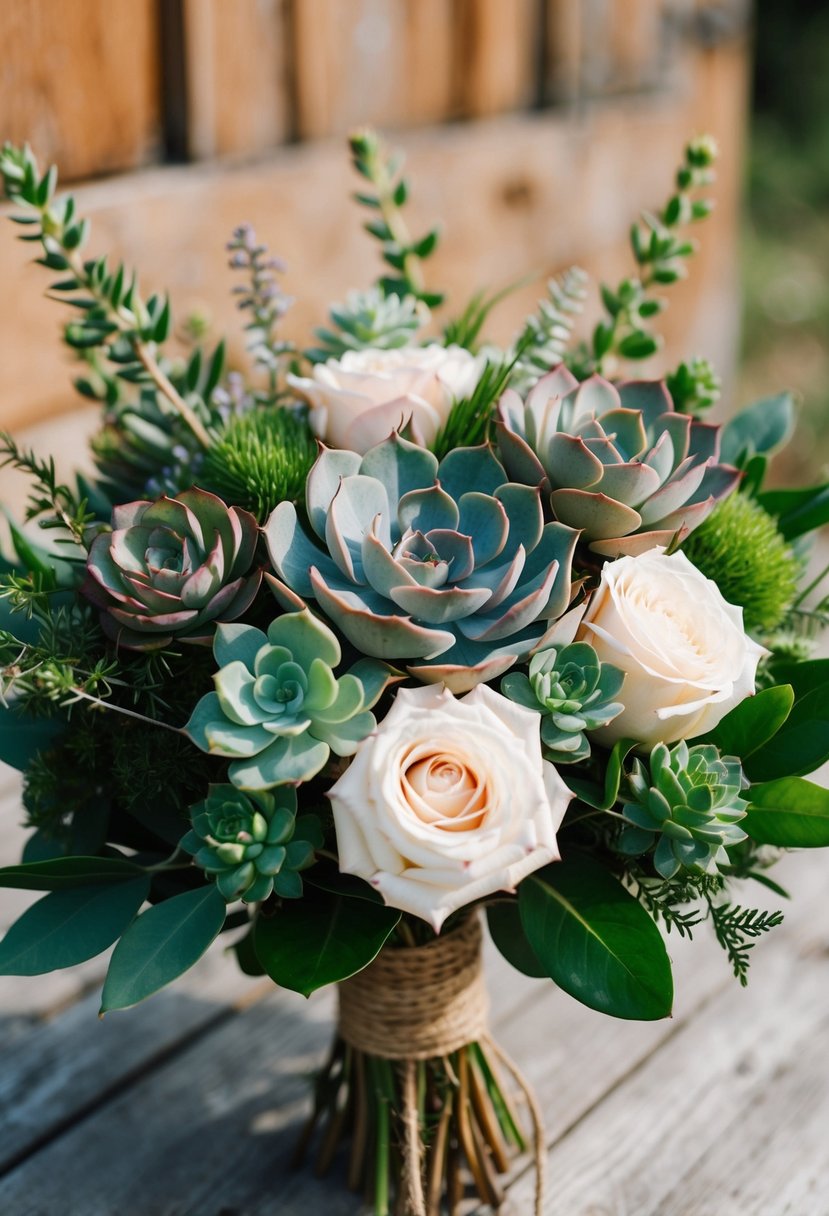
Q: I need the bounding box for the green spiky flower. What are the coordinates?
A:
[199,406,317,522]
[185,610,398,789]
[501,641,624,763]
[619,741,748,879]
[681,492,800,634]
[182,784,322,902]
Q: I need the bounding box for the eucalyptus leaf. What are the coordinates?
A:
[253,888,399,997]
[744,777,829,848]
[100,884,227,1013]
[519,855,673,1021]
[719,393,794,466]
[0,878,149,975]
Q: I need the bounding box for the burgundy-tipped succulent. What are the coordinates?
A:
[497,364,740,557]
[84,487,262,650]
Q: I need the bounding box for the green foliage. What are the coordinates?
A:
[708,902,784,987]
[584,136,718,376]
[253,886,400,997]
[518,855,674,1020]
[681,492,801,634]
[501,641,624,764]
[100,883,227,1012]
[486,901,545,978]
[665,356,721,416]
[349,129,444,307]
[431,351,522,458]
[0,854,144,891]
[0,432,100,554]
[199,405,316,521]
[306,287,426,362]
[719,392,795,469]
[442,277,533,351]
[510,267,588,391]
[744,776,829,847]
[707,685,795,766]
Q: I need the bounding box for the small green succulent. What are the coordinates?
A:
[182,784,322,902]
[501,641,624,763]
[185,609,397,788]
[619,741,748,879]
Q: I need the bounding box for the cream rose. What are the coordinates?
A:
[328,683,572,930]
[578,548,766,747]
[287,344,483,453]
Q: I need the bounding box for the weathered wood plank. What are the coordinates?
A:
[182,0,291,160]
[0,0,161,182]
[0,66,747,434]
[292,0,455,139]
[454,0,539,117]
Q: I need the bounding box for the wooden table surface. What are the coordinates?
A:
[2,761,829,1216]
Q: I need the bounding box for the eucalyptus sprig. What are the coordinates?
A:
[587,135,719,375]
[349,129,444,308]
[0,143,212,449]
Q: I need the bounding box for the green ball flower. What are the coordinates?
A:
[185,609,397,789]
[619,741,748,879]
[182,784,322,902]
[501,641,624,763]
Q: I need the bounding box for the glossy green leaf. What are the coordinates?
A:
[100,884,227,1013]
[0,878,149,975]
[253,888,399,997]
[744,777,829,847]
[707,685,794,760]
[519,855,674,1021]
[766,659,829,700]
[486,901,545,978]
[566,738,638,810]
[758,482,829,541]
[0,855,145,890]
[745,684,829,782]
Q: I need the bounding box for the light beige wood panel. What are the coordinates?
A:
[183,0,291,159]
[455,0,539,116]
[292,0,455,139]
[0,0,161,182]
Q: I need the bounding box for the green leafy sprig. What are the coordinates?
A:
[0,431,97,553]
[349,129,444,308]
[707,901,785,986]
[0,142,213,449]
[227,223,295,397]
[510,267,588,391]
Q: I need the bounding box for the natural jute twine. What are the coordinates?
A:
[337,913,545,1216]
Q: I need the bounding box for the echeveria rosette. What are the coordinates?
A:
[182,784,323,902]
[185,610,398,789]
[501,642,625,764]
[497,363,740,557]
[264,432,579,692]
[84,487,261,650]
[619,741,748,879]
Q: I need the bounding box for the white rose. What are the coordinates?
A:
[328,683,572,930]
[578,548,766,747]
[287,344,483,453]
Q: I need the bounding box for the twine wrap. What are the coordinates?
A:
[338,914,489,1060]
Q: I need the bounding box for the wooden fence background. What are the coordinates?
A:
[0,0,751,436]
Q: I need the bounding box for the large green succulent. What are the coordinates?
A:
[264,432,579,692]
[619,741,748,879]
[501,641,624,764]
[185,610,396,788]
[182,784,322,902]
[84,487,261,650]
[497,364,740,557]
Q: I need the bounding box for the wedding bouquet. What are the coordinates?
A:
[2,131,828,1216]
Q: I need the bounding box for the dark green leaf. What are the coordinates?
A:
[486,901,545,978]
[100,884,227,1012]
[744,684,829,782]
[758,482,829,541]
[232,928,265,977]
[618,331,660,360]
[253,888,399,997]
[766,659,829,700]
[0,705,63,771]
[0,854,145,890]
[707,685,794,760]
[744,777,829,847]
[567,738,638,810]
[519,855,674,1020]
[0,879,148,975]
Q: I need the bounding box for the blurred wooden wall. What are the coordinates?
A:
[0,0,751,433]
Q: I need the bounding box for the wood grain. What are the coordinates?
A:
[0,0,161,182]
[182,0,291,159]
[455,0,539,117]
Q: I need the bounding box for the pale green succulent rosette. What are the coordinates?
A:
[182,784,323,902]
[497,364,740,557]
[501,641,625,764]
[263,432,579,692]
[619,741,749,879]
[185,610,397,788]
